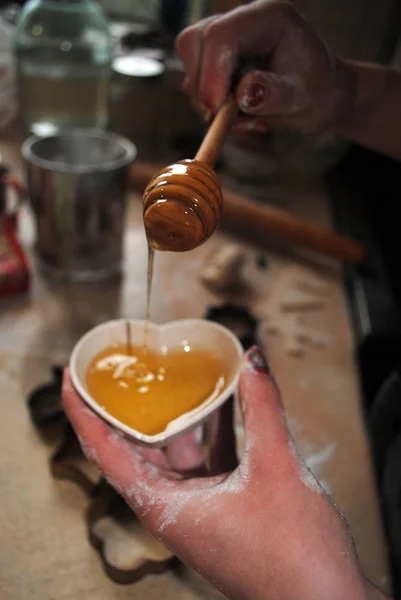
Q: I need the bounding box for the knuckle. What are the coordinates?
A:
[280,0,298,20]
[175,27,193,56]
[202,19,222,43]
[202,14,230,45]
[263,0,296,20]
[265,0,292,10]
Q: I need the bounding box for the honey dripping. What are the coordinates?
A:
[142,96,239,251]
[141,97,238,352]
[142,159,222,350]
[86,343,228,435]
[112,98,239,432]
[135,160,223,429]
[143,242,154,350]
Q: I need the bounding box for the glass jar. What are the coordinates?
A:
[15,0,112,136]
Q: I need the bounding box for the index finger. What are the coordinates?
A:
[196,1,288,111]
[176,15,217,112]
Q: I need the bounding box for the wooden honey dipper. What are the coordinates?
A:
[143,96,238,252]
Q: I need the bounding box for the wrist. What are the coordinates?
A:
[327,57,359,128]
[330,58,397,134]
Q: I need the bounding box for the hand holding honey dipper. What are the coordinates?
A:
[141,9,367,262]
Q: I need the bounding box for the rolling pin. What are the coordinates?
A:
[129,161,366,264]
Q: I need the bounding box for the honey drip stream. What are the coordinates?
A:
[124,243,154,356]
[94,241,228,436]
[143,243,154,350]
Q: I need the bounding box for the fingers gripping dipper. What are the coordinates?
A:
[143,96,238,252]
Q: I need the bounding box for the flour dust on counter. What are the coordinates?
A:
[257,264,334,358]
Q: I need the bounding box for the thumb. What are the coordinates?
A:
[239,347,328,496]
[239,347,293,465]
[236,70,308,117]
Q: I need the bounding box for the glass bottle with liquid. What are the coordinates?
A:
[14,0,112,136]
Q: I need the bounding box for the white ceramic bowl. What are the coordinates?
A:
[69,318,244,447]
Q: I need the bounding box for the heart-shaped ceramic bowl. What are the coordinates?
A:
[69,318,244,447]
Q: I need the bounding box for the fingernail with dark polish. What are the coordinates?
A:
[248,346,270,374]
[240,82,266,109]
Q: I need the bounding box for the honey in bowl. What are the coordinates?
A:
[86,343,228,435]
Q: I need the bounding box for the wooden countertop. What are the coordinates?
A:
[0,135,391,599]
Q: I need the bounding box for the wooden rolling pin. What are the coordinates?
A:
[129,161,366,264]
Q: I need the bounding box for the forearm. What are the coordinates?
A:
[333,60,401,162]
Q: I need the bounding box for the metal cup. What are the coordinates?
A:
[22,129,137,282]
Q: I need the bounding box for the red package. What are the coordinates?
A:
[0,215,30,297]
